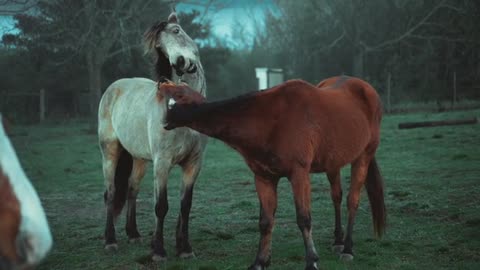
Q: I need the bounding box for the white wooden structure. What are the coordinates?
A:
[255,68,284,90]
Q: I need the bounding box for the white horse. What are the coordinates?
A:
[98,12,207,261]
[0,114,52,269]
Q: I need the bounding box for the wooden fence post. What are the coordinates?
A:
[387,72,392,113]
[39,89,45,122]
[453,71,457,109]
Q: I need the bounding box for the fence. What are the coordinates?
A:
[0,89,91,123]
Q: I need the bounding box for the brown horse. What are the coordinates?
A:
[159,76,386,270]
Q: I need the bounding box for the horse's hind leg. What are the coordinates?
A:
[125,158,146,242]
[100,140,121,251]
[176,158,202,258]
[151,158,173,261]
[289,169,319,270]
[341,154,372,261]
[327,170,344,253]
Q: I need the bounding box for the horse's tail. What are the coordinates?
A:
[105,148,133,218]
[365,157,386,238]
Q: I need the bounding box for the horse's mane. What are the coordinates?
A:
[169,89,267,126]
[198,90,262,113]
[144,21,172,80]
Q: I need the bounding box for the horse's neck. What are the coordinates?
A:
[186,102,264,149]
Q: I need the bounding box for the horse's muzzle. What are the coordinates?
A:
[173,56,197,76]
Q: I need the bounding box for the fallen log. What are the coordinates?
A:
[398,117,478,129]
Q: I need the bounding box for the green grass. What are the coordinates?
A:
[9,110,480,270]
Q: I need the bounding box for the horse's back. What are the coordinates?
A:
[99,77,157,121]
[317,76,382,122]
[98,78,160,158]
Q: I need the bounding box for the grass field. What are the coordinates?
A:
[9,109,480,270]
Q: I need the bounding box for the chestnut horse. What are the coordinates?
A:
[0,114,52,269]
[159,76,386,270]
[98,12,207,261]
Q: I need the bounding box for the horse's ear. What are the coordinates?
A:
[168,12,179,24]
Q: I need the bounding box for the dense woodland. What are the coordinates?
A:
[0,0,479,122]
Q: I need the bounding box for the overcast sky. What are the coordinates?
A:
[0,0,277,48]
[178,0,276,47]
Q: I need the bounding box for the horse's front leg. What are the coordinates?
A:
[249,175,279,270]
[289,169,319,270]
[151,159,172,261]
[125,158,146,242]
[176,157,202,258]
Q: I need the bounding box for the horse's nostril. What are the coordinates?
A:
[176,56,185,69]
[187,63,197,74]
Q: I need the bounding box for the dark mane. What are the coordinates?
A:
[167,89,269,126]
[144,21,172,80]
[155,48,172,80]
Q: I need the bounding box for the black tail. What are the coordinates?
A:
[106,148,133,218]
[365,157,386,238]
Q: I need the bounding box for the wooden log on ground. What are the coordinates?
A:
[398,117,478,129]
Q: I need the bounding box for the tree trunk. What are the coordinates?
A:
[86,50,103,132]
[353,47,364,78]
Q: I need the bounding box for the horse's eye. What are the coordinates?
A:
[173,28,180,34]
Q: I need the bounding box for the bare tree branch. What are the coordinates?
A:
[0,0,36,15]
[361,0,463,52]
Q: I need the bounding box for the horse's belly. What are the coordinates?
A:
[113,121,152,159]
[312,121,371,171]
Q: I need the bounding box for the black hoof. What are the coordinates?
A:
[339,253,354,261]
[104,243,118,252]
[152,254,167,262]
[305,262,319,270]
[248,265,266,270]
[151,240,167,260]
[176,241,193,257]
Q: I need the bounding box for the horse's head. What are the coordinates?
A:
[145,12,199,78]
[0,114,52,269]
[158,79,206,130]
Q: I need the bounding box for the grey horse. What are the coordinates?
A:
[98,12,207,261]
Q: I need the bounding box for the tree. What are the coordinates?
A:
[258,0,479,102]
[10,0,222,126]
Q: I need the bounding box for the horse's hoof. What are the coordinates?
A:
[339,253,354,261]
[152,254,167,262]
[178,251,196,259]
[305,262,319,270]
[331,244,344,254]
[104,243,118,252]
[247,265,264,270]
[128,237,142,244]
